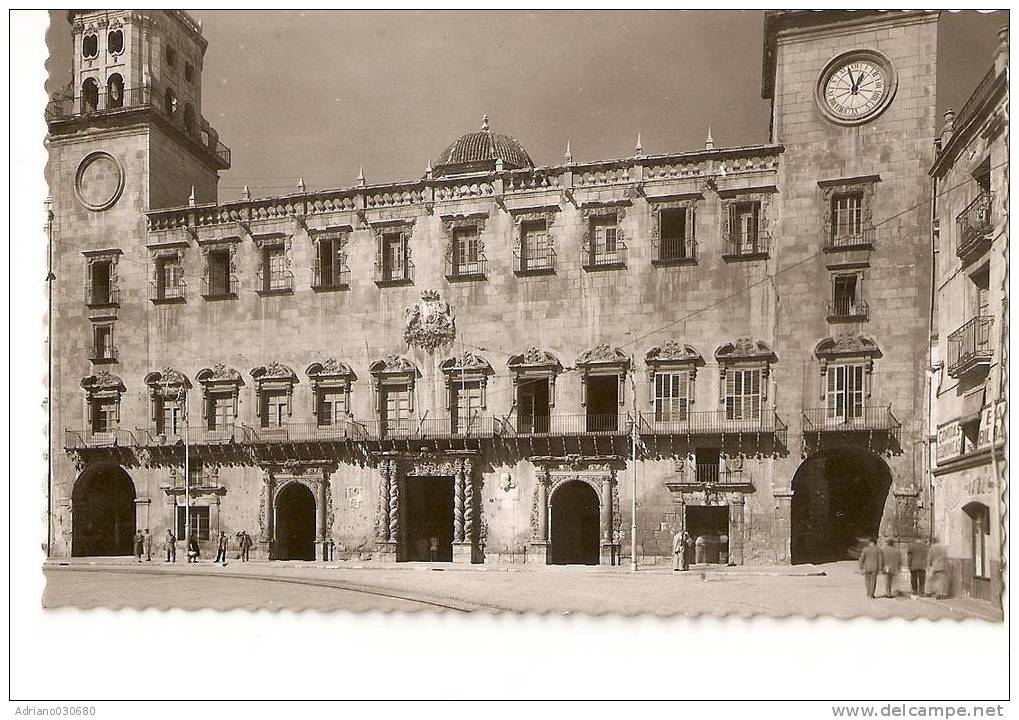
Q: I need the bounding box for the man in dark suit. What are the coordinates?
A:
[881,538,902,598]
[858,537,882,598]
[907,539,929,596]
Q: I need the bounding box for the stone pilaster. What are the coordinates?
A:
[528,467,550,564]
[728,496,745,565]
[258,470,275,559]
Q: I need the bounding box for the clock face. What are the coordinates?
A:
[817,52,896,125]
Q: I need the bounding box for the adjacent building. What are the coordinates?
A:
[929,27,1008,606]
[48,10,945,569]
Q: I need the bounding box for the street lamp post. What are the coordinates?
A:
[630,372,639,572]
[176,386,190,543]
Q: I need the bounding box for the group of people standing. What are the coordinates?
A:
[133,528,254,565]
[857,537,951,600]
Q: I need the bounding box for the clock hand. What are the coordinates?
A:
[847,66,857,93]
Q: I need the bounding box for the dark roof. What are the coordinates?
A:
[433,116,533,176]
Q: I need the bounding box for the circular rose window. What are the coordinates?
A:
[74,152,125,211]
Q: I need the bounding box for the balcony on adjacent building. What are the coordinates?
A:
[956,192,993,261]
[46,84,231,169]
[947,316,994,377]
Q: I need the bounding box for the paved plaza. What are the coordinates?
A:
[43,559,1001,620]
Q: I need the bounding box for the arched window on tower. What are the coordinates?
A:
[107,74,124,109]
[183,103,195,136]
[81,78,100,114]
[82,33,99,59]
[107,28,124,56]
[164,87,177,117]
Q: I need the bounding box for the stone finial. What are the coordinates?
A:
[705,126,714,150]
[425,157,433,179]
[942,108,956,144]
[482,114,490,131]
[297,177,306,192]
[635,133,643,156]
[242,185,251,200]
[188,185,196,206]
[564,141,573,163]
[357,166,365,187]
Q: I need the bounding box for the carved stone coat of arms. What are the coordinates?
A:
[404,290,456,351]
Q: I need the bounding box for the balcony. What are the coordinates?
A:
[135,425,256,447]
[84,283,120,307]
[88,344,119,363]
[445,256,488,281]
[255,269,294,296]
[312,259,350,291]
[582,242,627,271]
[150,280,187,304]
[374,259,415,287]
[500,413,631,437]
[513,247,556,276]
[826,298,869,322]
[722,231,771,261]
[637,410,787,440]
[201,274,238,300]
[64,428,136,450]
[248,421,369,444]
[46,85,231,169]
[947,316,994,378]
[801,405,901,437]
[361,416,499,442]
[824,225,876,251]
[956,192,993,261]
[651,237,697,266]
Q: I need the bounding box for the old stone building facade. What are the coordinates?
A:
[48,10,943,567]
[928,28,1008,604]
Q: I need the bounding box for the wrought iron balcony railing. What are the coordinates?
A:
[134,425,256,447]
[88,344,119,363]
[582,242,627,270]
[201,273,238,298]
[359,416,499,441]
[64,428,136,450]
[84,283,120,307]
[801,405,901,433]
[651,237,697,265]
[947,315,994,377]
[445,256,488,280]
[723,231,771,259]
[636,409,786,436]
[500,413,631,437]
[826,298,869,321]
[150,280,187,303]
[956,192,993,259]
[824,225,876,251]
[46,85,231,167]
[374,258,415,286]
[513,247,557,275]
[312,259,351,290]
[256,269,294,294]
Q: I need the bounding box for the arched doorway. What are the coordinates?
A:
[791,447,892,564]
[275,483,316,560]
[549,481,600,565]
[72,466,136,557]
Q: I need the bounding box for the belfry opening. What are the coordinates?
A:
[790,448,893,565]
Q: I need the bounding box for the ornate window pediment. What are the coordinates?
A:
[508,347,561,408]
[370,355,417,385]
[81,370,125,395]
[81,371,125,431]
[306,359,356,419]
[645,341,702,411]
[714,337,776,365]
[250,363,297,423]
[715,337,776,407]
[814,333,881,401]
[144,368,190,433]
[441,351,493,409]
[145,368,191,395]
[576,343,630,407]
[196,364,243,422]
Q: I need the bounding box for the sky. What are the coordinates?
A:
[47,10,1007,203]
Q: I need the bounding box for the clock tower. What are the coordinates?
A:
[761,11,939,555]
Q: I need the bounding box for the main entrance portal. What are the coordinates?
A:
[275,482,316,560]
[549,480,600,565]
[790,448,893,564]
[72,466,136,557]
[403,476,454,562]
[685,505,730,565]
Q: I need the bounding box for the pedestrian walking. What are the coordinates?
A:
[214,531,229,565]
[143,528,153,562]
[239,531,252,562]
[133,530,144,562]
[927,536,950,599]
[672,530,691,572]
[165,529,176,563]
[858,537,882,599]
[186,533,200,563]
[881,538,902,598]
[907,538,929,597]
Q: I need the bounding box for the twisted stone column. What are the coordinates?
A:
[453,461,465,543]
[259,473,275,543]
[463,459,475,542]
[378,461,391,542]
[388,463,400,544]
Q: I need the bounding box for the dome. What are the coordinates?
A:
[432,115,534,176]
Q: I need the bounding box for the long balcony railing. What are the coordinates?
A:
[513,247,557,275]
[956,192,993,259]
[500,413,631,437]
[826,298,869,321]
[801,405,900,434]
[46,85,231,167]
[824,225,876,251]
[248,421,369,443]
[723,230,771,259]
[360,416,499,441]
[64,428,136,449]
[947,315,994,377]
[637,409,786,436]
[84,283,120,307]
[135,424,256,447]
